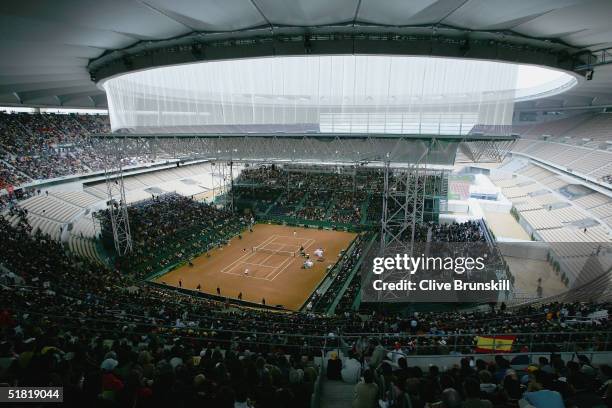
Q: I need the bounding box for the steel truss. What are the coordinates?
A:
[376,140,455,302]
[458,139,516,163]
[100,139,133,256]
[210,161,234,212]
[380,160,425,256]
[376,160,426,303]
[378,137,451,254]
[91,133,495,166]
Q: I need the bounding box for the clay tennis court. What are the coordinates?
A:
[154,224,357,310]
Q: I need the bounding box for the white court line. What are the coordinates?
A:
[266,237,316,281]
[260,251,277,263]
[221,254,291,278]
[221,233,319,281]
[256,241,300,279]
[274,235,314,242]
[258,243,286,265]
[266,237,315,281]
[301,238,315,250]
[254,234,278,250]
[258,235,282,250]
[240,261,278,268]
[220,247,260,273]
[264,256,294,280]
[254,237,307,280]
[231,234,298,280]
[221,234,277,273]
[256,236,299,254]
[222,258,288,280]
[255,244,294,269]
[274,235,310,240]
[221,267,277,281]
[266,253,298,281]
[273,243,296,252]
[272,235,313,247]
[266,235,314,253]
[258,238,300,258]
[283,238,315,254]
[290,237,315,252]
[222,251,289,281]
[220,262,259,277]
[220,250,256,274]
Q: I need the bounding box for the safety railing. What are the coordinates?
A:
[6,304,611,355]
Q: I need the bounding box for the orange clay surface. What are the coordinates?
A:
[155,223,357,310]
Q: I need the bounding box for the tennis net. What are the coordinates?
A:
[252,246,296,257]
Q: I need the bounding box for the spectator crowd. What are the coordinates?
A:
[234,165,444,228]
[334,344,612,408]
[1,136,611,407]
[98,194,247,277]
[1,206,611,407]
[0,112,156,192]
[0,112,110,183]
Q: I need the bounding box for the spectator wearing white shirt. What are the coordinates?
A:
[342,350,362,384]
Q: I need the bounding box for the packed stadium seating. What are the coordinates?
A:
[98,194,247,277]
[0,160,30,189]
[234,166,425,228]
[2,211,612,407]
[5,1,612,406]
[0,112,112,182]
[0,159,233,259]
[0,112,611,407]
[0,121,608,407]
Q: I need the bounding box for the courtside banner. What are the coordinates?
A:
[360,240,611,303]
[474,335,516,353]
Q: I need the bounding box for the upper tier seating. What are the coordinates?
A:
[520,112,595,139]
[510,139,612,184]
[564,113,612,143]
[0,112,109,182]
[492,161,612,290]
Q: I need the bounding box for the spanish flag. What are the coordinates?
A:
[475,335,516,353]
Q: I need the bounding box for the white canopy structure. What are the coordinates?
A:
[102,55,574,134]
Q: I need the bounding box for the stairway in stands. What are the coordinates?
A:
[320,378,354,408]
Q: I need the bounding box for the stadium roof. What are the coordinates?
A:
[1,0,612,109]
